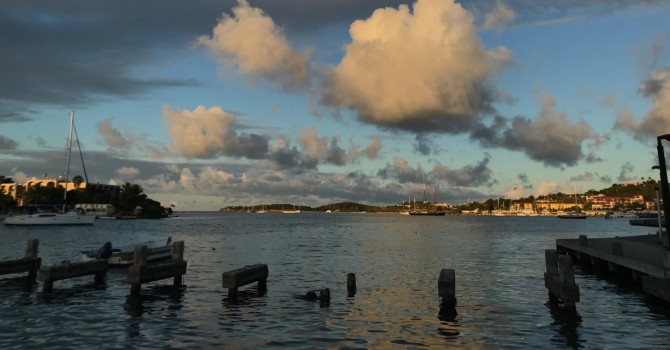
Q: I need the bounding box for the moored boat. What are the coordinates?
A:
[4,208,96,226]
[81,237,173,267]
[3,112,95,226]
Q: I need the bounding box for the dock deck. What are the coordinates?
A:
[556,233,670,302]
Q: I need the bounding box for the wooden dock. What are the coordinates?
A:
[39,260,108,293]
[0,239,41,281]
[127,241,187,295]
[221,264,268,300]
[556,234,670,303]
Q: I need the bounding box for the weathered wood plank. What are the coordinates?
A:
[221,264,269,289]
[0,239,41,281]
[38,260,108,293]
[0,258,42,275]
[128,260,187,284]
[39,260,108,282]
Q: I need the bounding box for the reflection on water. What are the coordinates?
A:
[546,300,583,349]
[1,213,669,348]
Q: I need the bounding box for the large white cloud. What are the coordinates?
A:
[198,0,312,91]
[320,0,513,133]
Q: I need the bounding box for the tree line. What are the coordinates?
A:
[0,177,171,218]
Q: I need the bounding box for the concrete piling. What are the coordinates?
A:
[544,249,580,307]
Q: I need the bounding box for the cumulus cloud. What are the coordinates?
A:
[377,156,425,184]
[198,0,312,91]
[164,105,269,160]
[413,134,442,156]
[0,135,18,150]
[364,138,382,159]
[298,128,347,166]
[116,166,140,177]
[98,120,134,154]
[320,0,512,133]
[432,154,493,187]
[618,161,635,182]
[483,0,516,32]
[614,69,670,142]
[473,95,594,167]
[570,172,595,182]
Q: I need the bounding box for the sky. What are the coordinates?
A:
[1,0,670,211]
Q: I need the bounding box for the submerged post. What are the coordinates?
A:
[130,245,148,295]
[25,239,40,281]
[171,241,185,287]
[347,273,357,297]
[544,249,580,307]
[438,269,456,308]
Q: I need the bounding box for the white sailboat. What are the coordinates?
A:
[558,185,587,219]
[4,112,95,226]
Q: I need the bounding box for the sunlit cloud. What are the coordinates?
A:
[198,0,312,91]
[164,105,270,160]
[320,0,512,133]
[483,0,516,32]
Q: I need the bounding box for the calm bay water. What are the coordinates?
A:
[1,212,669,349]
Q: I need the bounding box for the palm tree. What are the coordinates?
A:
[115,182,147,214]
[72,175,84,189]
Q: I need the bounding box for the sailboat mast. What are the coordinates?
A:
[63,111,74,213]
[422,173,426,203]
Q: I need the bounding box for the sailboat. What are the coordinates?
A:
[409,177,447,216]
[558,185,587,219]
[4,112,96,226]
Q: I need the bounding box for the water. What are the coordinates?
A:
[1,212,669,349]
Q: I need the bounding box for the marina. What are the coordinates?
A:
[1,212,669,348]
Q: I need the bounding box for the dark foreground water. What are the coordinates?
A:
[1,212,669,349]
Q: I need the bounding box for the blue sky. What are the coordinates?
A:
[1,0,669,210]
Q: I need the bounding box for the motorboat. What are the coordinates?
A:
[81,237,173,267]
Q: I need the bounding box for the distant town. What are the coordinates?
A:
[221,178,662,217]
[1,175,661,217]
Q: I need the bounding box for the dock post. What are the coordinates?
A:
[171,241,185,287]
[347,273,357,297]
[544,250,580,307]
[25,239,40,281]
[438,269,456,308]
[578,235,588,247]
[130,245,147,295]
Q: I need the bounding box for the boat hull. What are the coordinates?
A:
[81,240,172,267]
[4,213,95,226]
[557,215,587,219]
[409,211,447,216]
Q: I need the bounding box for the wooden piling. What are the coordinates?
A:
[38,260,108,293]
[221,264,269,301]
[347,273,356,296]
[438,268,456,308]
[127,241,187,295]
[579,235,588,247]
[0,239,42,281]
